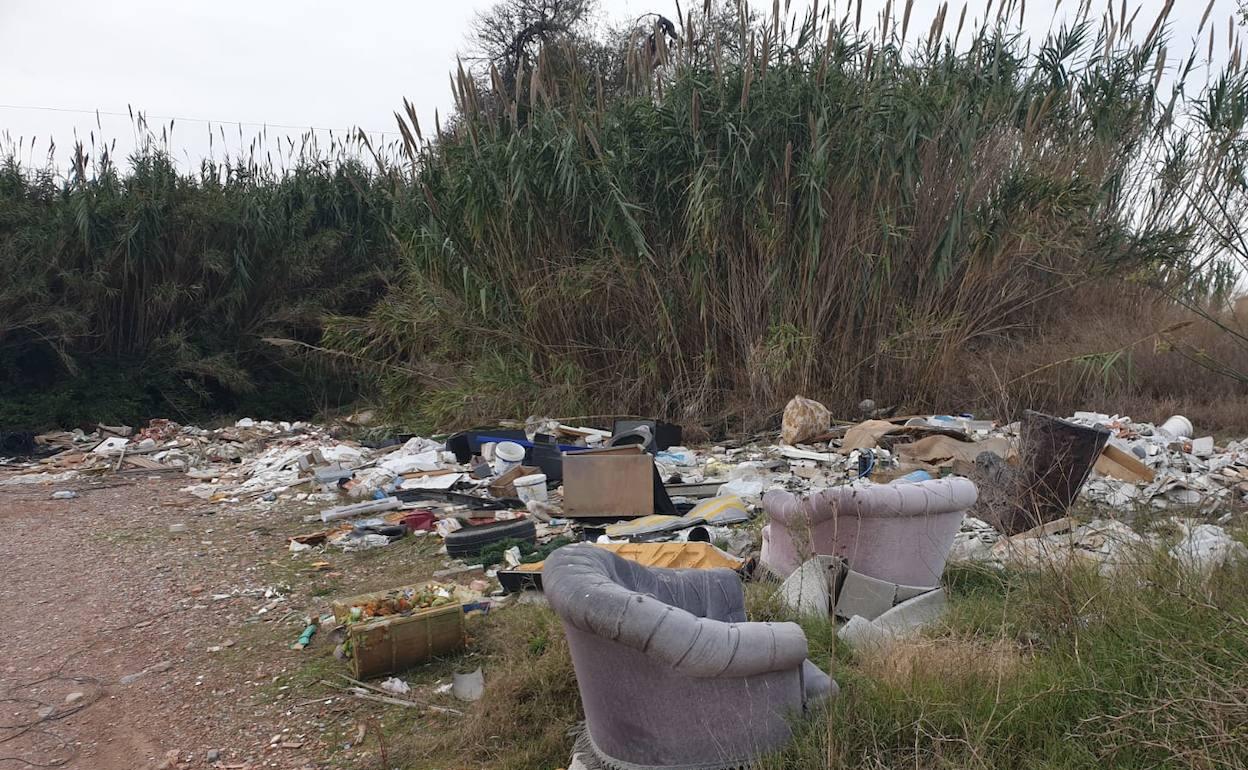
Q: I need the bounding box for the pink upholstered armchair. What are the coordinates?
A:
[762,478,978,589]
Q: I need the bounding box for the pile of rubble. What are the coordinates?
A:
[4,403,1246,682]
[1065,412,1248,510]
[951,514,1248,575]
[4,407,1245,573]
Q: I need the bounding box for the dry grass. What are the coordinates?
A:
[852,636,1026,692]
[949,287,1248,434]
[393,604,581,770]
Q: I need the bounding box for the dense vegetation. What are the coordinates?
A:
[0,138,405,428]
[331,0,1248,431]
[3,1,1247,431]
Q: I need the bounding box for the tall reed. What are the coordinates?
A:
[332,0,1248,429]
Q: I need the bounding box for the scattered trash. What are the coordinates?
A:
[513,473,549,504]
[562,445,655,517]
[321,498,401,523]
[445,518,536,558]
[379,676,411,695]
[497,540,746,593]
[91,436,130,455]
[492,441,526,476]
[332,583,469,677]
[451,668,484,701]
[1158,414,1194,439]
[5,403,1244,715]
[838,589,949,651]
[1169,521,1248,575]
[778,556,840,617]
[292,619,318,650]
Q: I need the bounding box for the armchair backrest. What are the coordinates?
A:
[544,544,809,678]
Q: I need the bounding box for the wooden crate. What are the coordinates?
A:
[333,585,465,679]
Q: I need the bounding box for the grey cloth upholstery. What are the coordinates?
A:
[545,544,835,770]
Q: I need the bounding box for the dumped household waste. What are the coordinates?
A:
[451,668,485,702]
[4,400,1244,692]
[496,540,746,593]
[949,514,1248,577]
[544,544,836,770]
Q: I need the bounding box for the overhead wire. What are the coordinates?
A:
[0,103,391,136]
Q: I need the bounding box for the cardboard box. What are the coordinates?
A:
[561,445,653,518]
[488,464,539,498]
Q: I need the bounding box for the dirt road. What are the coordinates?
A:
[0,475,427,770]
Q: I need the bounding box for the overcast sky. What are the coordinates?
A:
[0,0,1240,172]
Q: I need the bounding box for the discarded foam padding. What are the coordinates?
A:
[837,588,948,651]
[778,556,842,617]
[496,541,744,594]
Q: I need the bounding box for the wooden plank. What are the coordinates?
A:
[1094,444,1155,483]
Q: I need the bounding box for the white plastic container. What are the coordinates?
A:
[492,441,525,476]
[1158,415,1193,439]
[513,473,549,504]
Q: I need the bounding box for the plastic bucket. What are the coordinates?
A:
[1158,415,1193,439]
[513,473,548,504]
[493,441,525,476]
[888,469,933,485]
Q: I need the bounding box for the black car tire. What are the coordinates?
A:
[445,517,536,558]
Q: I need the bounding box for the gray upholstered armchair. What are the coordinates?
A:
[544,544,836,770]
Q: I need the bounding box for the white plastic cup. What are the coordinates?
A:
[513,473,548,504]
[480,442,497,462]
[1158,415,1193,439]
[492,441,525,476]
